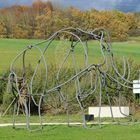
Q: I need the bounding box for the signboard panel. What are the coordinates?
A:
[133,80,140,94]
[88,106,129,118]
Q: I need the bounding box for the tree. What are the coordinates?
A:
[0,1,139,40]
[13,25,28,39]
[34,10,54,39]
[0,22,6,38]
[109,19,128,41]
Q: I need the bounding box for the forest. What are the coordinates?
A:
[0,0,140,41]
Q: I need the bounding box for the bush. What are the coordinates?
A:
[0,59,140,114]
[0,71,9,104]
[2,92,13,115]
[128,28,140,37]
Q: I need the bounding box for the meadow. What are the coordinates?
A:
[0,124,140,140]
[0,38,140,139]
[0,38,140,73]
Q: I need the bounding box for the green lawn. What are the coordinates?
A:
[0,114,82,123]
[0,38,41,73]
[0,38,140,139]
[0,38,140,73]
[0,124,140,140]
[0,114,139,140]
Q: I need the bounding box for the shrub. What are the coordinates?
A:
[2,92,13,115]
[0,59,140,114]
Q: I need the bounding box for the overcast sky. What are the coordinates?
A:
[0,0,140,12]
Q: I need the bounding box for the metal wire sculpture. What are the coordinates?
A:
[6,27,139,131]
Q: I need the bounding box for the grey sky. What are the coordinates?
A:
[0,0,140,12]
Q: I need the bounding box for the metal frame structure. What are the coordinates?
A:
[6,28,139,131]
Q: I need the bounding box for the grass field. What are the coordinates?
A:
[0,114,140,140]
[0,124,140,140]
[0,114,139,140]
[0,38,140,139]
[0,38,140,73]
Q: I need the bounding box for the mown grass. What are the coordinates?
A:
[0,38,140,73]
[0,38,140,139]
[0,114,138,140]
[0,124,140,140]
[0,114,134,124]
[0,114,82,123]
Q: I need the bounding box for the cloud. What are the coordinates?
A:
[115,0,140,12]
[50,0,116,10]
[0,0,140,12]
[50,0,140,12]
[0,0,35,7]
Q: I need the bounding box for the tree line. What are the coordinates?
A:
[0,0,140,41]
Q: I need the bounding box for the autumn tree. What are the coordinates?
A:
[0,21,6,37]
[34,1,54,39]
[0,0,139,41]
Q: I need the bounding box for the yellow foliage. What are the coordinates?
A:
[0,1,139,40]
[0,22,6,38]
[13,25,28,39]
